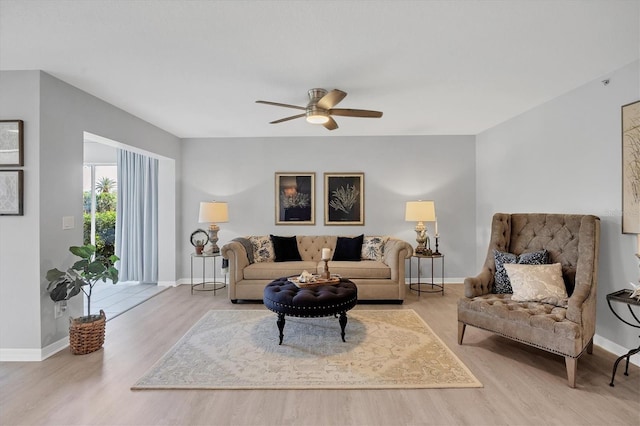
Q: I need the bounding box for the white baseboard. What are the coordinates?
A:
[157,280,177,287]
[0,337,68,361]
[594,334,639,367]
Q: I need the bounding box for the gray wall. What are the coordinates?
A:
[0,71,42,351]
[179,135,476,281]
[476,60,640,357]
[0,71,182,357]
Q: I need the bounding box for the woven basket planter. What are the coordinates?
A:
[69,309,106,355]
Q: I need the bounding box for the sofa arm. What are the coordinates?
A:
[463,268,493,298]
[220,241,250,299]
[383,239,413,282]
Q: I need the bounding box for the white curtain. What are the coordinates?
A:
[115,149,158,283]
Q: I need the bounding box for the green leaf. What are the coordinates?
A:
[70,245,95,259]
[87,261,106,274]
[49,284,68,302]
[46,268,65,281]
[72,259,89,271]
[68,286,82,299]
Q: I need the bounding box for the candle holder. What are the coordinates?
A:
[323,259,330,279]
[434,236,441,256]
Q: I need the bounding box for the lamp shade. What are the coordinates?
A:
[198,201,229,223]
[405,200,436,222]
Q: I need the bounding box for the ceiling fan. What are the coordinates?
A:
[256,88,383,131]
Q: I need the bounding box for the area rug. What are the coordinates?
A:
[132,309,482,390]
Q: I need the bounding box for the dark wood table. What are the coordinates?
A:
[606,289,640,386]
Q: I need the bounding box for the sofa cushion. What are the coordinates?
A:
[270,235,302,262]
[361,236,389,261]
[334,234,364,261]
[505,263,568,307]
[249,236,274,263]
[320,260,391,279]
[493,249,549,294]
[243,261,318,280]
[458,294,579,340]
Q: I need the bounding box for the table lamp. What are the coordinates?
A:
[198,201,229,254]
[405,200,436,255]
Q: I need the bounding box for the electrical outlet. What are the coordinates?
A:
[54,301,67,318]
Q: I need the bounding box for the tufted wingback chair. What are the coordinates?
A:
[458,213,600,388]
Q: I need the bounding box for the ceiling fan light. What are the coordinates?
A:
[306,113,330,124]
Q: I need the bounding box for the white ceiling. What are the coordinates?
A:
[1,0,638,138]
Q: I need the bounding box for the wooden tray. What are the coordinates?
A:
[288,276,340,288]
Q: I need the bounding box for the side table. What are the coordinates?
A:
[190,252,226,295]
[606,289,640,386]
[409,253,444,295]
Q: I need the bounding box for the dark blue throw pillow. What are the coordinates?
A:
[493,249,549,293]
[333,234,364,261]
[270,235,302,262]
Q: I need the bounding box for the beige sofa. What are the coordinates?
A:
[457,213,600,388]
[221,235,413,303]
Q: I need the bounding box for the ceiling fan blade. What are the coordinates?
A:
[256,100,306,111]
[323,117,339,130]
[317,89,347,110]
[329,108,383,118]
[269,113,306,124]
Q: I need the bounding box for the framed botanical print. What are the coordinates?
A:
[324,172,364,225]
[0,170,24,215]
[275,172,315,225]
[0,120,24,166]
[622,100,640,233]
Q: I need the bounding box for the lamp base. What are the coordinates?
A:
[415,247,433,256]
[207,224,220,254]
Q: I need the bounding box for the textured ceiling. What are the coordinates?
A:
[1,0,638,138]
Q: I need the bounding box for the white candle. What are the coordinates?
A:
[434,218,438,237]
[322,248,331,261]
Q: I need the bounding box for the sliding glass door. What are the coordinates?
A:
[83,164,118,258]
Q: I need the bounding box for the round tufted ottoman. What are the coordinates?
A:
[263,277,358,344]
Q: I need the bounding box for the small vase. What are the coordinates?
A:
[195,245,204,255]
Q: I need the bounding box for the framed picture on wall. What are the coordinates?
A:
[0,120,24,166]
[622,100,640,233]
[0,170,24,216]
[275,172,315,225]
[324,172,364,225]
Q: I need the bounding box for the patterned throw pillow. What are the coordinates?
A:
[493,249,549,294]
[504,263,568,307]
[249,236,274,263]
[361,236,389,261]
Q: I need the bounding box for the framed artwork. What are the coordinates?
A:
[0,120,24,166]
[622,100,640,233]
[0,170,24,216]
[324,172,364,225]
[275,172,315,225]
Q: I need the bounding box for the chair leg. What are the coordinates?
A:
[565,356,577,388]
[458,322,466,345]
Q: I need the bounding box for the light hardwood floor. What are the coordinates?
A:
[1,284,638,426]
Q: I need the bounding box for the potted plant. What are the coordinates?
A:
[46,244,119,354]
[194,239,206,254]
